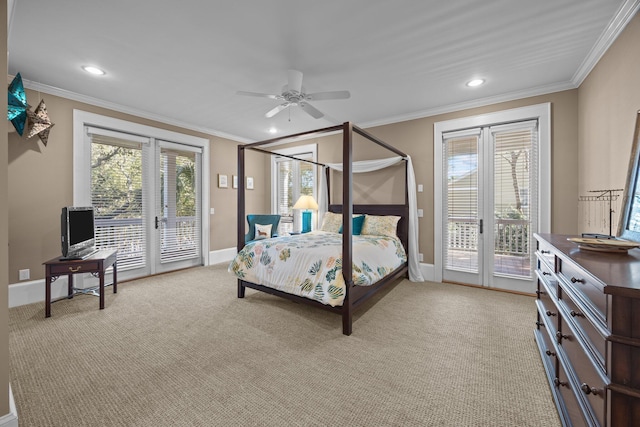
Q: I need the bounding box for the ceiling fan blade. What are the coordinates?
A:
[265,103,290,118]
[236,90,282,100]
[306,90,351,101]
[299,102,324,119]
[287,70,303,93]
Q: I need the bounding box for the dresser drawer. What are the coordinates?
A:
[558,317,608,426]
[556,362,589,427]
[537,288,559,332]
[559,283,607,370]
[47,261,101,275]
[558,258,607,324]
[537,259,558,298]
[537,320,558,368]
[537,239,556,269]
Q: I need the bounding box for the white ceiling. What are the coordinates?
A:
[7,0,639,142]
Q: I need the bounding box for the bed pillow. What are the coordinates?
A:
[254,223,272,240]
[320,212,342,233]
[338,214,366,235]
[361,215,401,237]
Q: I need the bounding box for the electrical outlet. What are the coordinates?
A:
[19,269,30,280]
[419,253,424,262]
[210,208,215,215]
[417,209,424,217]
[417,184,423,192]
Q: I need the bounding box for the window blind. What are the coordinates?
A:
[158,143,201,264]
[443,131,480,273]
[88,130,147,271]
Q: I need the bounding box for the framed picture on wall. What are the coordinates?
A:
[218,174,228,188]
[247,176,254,190]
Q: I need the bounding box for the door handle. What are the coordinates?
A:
[155,216,159,229]
[479,219,483,234]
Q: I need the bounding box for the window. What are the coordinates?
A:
[271,144,317,234]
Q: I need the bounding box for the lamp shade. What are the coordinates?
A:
[293,195,318,210]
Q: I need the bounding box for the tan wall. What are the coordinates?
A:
[7,91,264,283]
[1,0,10,417]
[578,12,640,235]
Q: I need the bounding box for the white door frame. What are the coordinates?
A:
[73,110,210,281]
[433,103,551,291]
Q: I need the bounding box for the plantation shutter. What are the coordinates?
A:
[490,120,538,277]
[158,140,202,264]
[87,126,149,271]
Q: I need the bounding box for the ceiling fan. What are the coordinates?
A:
[237,70,350,119]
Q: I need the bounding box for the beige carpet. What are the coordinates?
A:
[9,264,560,426]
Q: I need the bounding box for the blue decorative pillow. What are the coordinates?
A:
[339,215,366,235]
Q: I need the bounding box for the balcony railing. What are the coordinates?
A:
[94,216,198,269]
[447,217,529,256]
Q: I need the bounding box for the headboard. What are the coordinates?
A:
[328,204,410,253]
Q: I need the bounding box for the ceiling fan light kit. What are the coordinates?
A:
[237,69,350,120]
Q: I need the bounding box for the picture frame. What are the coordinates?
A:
[232,175,238,189]
[218,174,228,188]
[246,176,254,190]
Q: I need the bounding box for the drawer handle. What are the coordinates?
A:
[545,310,557,317]
[542,271,551,276]
[541,250,551,254]
[536,290,547,297]
[570,310,584,318]
[553,378,568,388]
[68,266,82,273]
[545,349,556,357]
[570,277,585,284]
[580,383,601,396]
[556,331,570,342]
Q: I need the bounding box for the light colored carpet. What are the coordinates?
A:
[9,263,560,426]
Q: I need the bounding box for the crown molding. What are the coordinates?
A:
[359,81,576,130]
[20,79,252,144]
[571,0,640,86]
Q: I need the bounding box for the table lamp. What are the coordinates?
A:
[293,195,318,233]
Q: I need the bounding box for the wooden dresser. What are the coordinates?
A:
[534,233,640,426]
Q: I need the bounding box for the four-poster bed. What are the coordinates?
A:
[230,122,418,335]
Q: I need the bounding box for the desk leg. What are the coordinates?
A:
[68,273,74,299]
[45,272,52,318]
[113,262,117,294]
[99,270,105,310]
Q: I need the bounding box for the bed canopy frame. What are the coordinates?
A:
[237,122,410,335]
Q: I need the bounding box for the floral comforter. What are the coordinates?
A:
[228,231,407,307]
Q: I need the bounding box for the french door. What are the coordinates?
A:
[86,127,203,280]
[439,120,539,293]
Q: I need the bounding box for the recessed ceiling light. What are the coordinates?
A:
[82,66,106,75]
[268,127,277,134]
[466,79,484,87]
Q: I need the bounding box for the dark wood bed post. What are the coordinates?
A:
[237,145,246,298]
[342,122,354,335]
[325,166,331,205]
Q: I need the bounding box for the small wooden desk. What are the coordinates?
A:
[43,249,118,317]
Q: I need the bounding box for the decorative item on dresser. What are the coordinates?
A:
[534,233,640,426]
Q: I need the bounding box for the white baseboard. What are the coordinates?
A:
[209,247,236,266]
[420,263,436,282]
[0,384,18,427]
[8,277,66,308]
